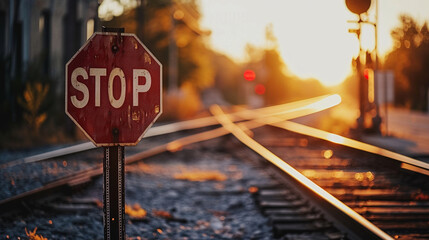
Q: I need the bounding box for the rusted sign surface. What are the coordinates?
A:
[66,33,162,146]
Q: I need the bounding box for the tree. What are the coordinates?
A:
[385,15,429,111]
[244,26,327,106]
[100,1,216,119]
[101,0,214,92]
[209,52,242,104]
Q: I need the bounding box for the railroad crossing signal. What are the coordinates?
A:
[345,0,371,15]
[65,32,162,146]
[254,83,266,95]
[243,69,256,81]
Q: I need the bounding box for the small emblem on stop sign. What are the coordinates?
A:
[65,33,162,146]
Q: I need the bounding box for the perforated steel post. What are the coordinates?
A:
[102,27,125,240]
[103,145,125,240]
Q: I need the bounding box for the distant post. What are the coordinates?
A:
[345,0,381,133]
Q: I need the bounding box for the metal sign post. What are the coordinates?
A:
[103,145,125,240]
[102,27,126,240]
[65,25,162,239]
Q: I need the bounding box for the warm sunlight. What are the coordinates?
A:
[200,0,429,86]
[327,133,346,144]
[306,94,342,112]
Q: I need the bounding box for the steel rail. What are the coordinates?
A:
[156,94,342,153]
[269,120,429,176]
[126,97,341,164]
[2,94,337,168]
[0,95,341,213]
[209,104,393,240]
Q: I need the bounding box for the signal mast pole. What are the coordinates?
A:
[345,0,381,133]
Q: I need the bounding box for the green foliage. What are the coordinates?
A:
[101,1,330,110]
[385,15,429,111]
[1,54,55,124]
[162,81,202,120]
[178,39,215,90]
[17,82,49,135]
[100,0,216,120]
[210,52,242,104]
[262,49,292,105]
[0,53,67,148]
[102,0,214,92]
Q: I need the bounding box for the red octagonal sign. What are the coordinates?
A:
[66,33,162,146]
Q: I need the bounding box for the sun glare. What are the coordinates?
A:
[99,0,139,21]
[200,0,360,86]
[200,0,429,87]
[327,133,346,144]
[307,94,342,112]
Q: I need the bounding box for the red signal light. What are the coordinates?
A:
[364,68,373,80]
[244,70,256,81]
[364,68,369,79]
[364,68,375,103]
[254,84,265,95]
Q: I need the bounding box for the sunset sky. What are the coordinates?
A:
[200,0,429,86]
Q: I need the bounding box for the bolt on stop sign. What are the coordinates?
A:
[66,33,162,146]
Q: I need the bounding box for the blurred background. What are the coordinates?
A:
[1,0,428,149]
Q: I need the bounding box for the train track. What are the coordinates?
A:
[210,104,392,240]
[212,106,429,239]
[261,121,429,239]
[2,94,429,239]
[0,94,340,206]
[1,94,336,168]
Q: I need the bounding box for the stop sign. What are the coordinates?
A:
[66,33,162,146]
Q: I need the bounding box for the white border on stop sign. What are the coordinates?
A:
[65,32,163,147]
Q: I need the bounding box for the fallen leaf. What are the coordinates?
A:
[125,203,147,218]
[152,210,172,219]
[25,227,48,240]
[174,170,227,182]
